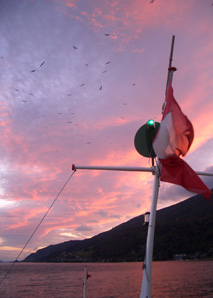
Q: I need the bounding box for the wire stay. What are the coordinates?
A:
[0,169,76,286]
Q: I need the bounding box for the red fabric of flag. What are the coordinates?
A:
[160,155,211,200]
[153,81,212,200]
[154,81,194,159]
[87,272,91,279]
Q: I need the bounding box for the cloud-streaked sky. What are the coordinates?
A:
[0,0,213,262]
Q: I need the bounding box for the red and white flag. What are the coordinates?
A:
[153,81,211,200]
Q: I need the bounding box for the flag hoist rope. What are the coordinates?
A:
[0,169,76,286]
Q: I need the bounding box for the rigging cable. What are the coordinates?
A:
[0,168,76,286]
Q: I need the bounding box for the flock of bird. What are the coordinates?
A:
[2,33,137,150]
[30,60,45,72]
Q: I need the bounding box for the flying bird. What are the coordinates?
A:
[106,61,111,64]
[104,33,110,36]
[73,45,78,49]
[132,83,136,86]
[80,83,85,87]
[67,93,72,96]
[31,69,36,72]
[40,61,45,67]
[150,0,155,3]
[99,86,102,90]
[102,70,107,73]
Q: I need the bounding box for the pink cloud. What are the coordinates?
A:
[65,0,78,8]
[2,205,47,231]
[56,0,189,49]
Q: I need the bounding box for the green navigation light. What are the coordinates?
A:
[147,119,155,127]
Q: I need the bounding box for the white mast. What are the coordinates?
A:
[83,266,87,298]
[139,160,160,298]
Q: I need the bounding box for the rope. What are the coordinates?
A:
[0,169,76,286]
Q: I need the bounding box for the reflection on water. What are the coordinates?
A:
[152,261,213,298]
[0,261,213,298]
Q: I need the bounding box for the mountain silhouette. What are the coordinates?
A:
[24,191,213,262]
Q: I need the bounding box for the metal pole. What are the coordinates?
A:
[165,35,175,95]
[140,161,160,298]
[193,171,213,177]
[72,164,154,173]
[83,266,87,298]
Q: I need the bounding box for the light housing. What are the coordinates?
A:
[147,119,155,128]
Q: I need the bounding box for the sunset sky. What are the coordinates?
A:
[0,0,213,262]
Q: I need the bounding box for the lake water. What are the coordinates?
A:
[0,261,212,298]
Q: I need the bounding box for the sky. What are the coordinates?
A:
[0,0,213,262]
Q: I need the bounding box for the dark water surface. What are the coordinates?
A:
[0,261,212,297]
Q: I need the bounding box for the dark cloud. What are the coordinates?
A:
[136,202,141,209]
[186,139,213,171]
[75,224,93,232]
[202,166,213,189]
[95,209,108,218]
[109,214,121,219]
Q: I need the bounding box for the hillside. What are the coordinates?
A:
[24,191,213,262]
